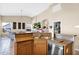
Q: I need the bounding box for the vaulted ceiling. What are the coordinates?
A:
[0,3,52,17]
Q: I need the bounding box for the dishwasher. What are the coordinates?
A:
[48,40,64,55]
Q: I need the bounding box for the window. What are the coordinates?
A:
[54,21,61,38]
[18,22,21,29]
[22,23,25,29]
[54,22,61,34]
[13,22,16,29]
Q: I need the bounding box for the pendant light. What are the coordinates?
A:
[20,9,23,20]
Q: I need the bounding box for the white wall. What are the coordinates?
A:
[32,3,79,49]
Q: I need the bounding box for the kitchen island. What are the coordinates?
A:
[14,32,51,55]
[15,33,34,55]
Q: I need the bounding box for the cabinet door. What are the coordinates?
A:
[33,39,48,55]
[64,43,73,55]
[17,40,33,55]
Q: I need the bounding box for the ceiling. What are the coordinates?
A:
[0,3,52,17]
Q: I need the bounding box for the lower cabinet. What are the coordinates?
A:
[64,42,73,55]
[15,39,48,55]
[15,39,72,55]
[15,33,51,55]
[33,39,48,55]
[16,40,33,55]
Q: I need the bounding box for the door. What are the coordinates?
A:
[33,39,47,55]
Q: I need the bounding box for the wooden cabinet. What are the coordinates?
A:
[15,33,33,55]
[33,39,48,55]
[16,40,33,55]
[33,33,51,55]
[15,33,51,55]
[64,42,73,55]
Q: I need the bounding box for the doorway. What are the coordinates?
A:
[2,22,12,32]
[54,21,61,38]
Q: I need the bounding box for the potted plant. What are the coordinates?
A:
[33,22,42,32]
[33,22,41,29]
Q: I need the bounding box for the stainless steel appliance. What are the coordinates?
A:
[48,40,64,55]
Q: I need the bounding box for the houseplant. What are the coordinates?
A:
[33,22,41,29]
[33,22,43,32]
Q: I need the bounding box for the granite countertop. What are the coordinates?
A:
[16,37,33,42]
[48,39,73,46]
[15,32,52,42]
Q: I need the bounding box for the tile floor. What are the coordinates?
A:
[0,37,14,55]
